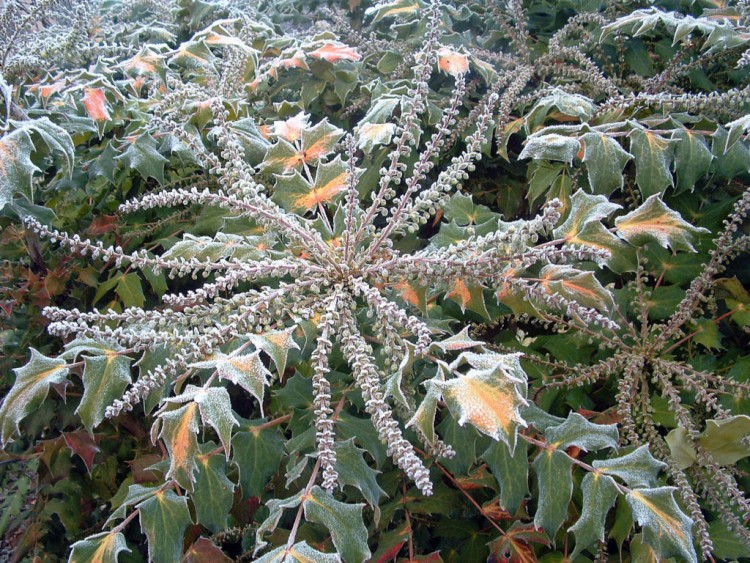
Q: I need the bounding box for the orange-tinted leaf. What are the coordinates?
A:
[157,402,199,490]
[437,47,469,76]
[309,43,361,63]
[83,88,110,122]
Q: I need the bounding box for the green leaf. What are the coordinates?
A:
[365,0,425,23]
[568,473,620,559]
[116,134,168,184]
[106,483,160,524]
[483,439,529,514]
[406,376,442,446]
[441,193,498,226]
[435,353,527,449]
[334,439,386,524]
[614,195,709,252]
[233,423,285,498]
[665,427,696,470]
[580,131,633,196]
[707,520,750,559]
[249,327,300,378]
[157,403,200,490]
[532,449,573,538]
[303,486,371,563]
[699,415,750,465]
[77,352,132,434]
[629,127,675,198]
[137,489,193,563]
[525,88,594,132]
[626,487,696,563]
[544,412,619,452]
[539,265,615,313]
[115,273,145,309]
[255,541,341,563]
[0,349,69,446]
[593,445,667,488]
[356,122,396,153]
[712,126,750,180]
[194,449,235,532]
[69,531,130,563]
[273,156,350,214]
[671,128,712,194]
[519,133,580,163]
[192,352,271,415]
[554,190,621,243]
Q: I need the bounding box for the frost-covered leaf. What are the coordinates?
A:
[303,486,371,563]
[614,195,708,252]
[167,385,238,457]
[162,233,266,262]
[483,439,529,514]
[260,119,344,174]
[106,483,160,525]
[525,88,594,132]
[255,541,341,563]
[273,156,350,214]
[532,449,573,538]
[435,353,527,448]
[593,445,666,489]
[272,112,310,142]
[580,131,633,196]
[137,490,193,563]
[82,88,111,137]
[554,190,621,241]
[406,375,443,445]
[233,422,285,498]
[569,473,620,559]
[249,327,300,377]
[519,133,580,163]
[445,278,489,318]
[157,403,200,490]
[437,47,469,76]
[431,326,483,352]
[544,411,619,451]
[667,415,750,469]
[116,134,168,184]
[0,349,69,445]
[629,127,675,198]
[183,538,233,563]
[308,42,361,63]
[334,439,386,525]
[77,352,132,434]
[539,265,615,313]
[193,352,271,415]
[626,487,697,563]
[365,0,424,23]
[487,522,550,563]
[69,531,130,563]
[671,127,713,193]
[356,122,395,153]
[193,448,235,532]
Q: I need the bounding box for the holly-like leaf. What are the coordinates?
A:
[273,156,350,214]
[75,353,132,434]
[0,349,69,446]
[137,490,193,563]
[302,486,371,563]
[593,445,666,489]
[193,448,235,532]
[554,189,621,242]
[116,134,168,184]
[233,422,285,498]
[532,449,573,538]
[580,131,633,196]
[356,122,396,153]
[431,326,483,353]
[69,531,130,563]
[82,88,110,137]
[626,487,697,563]
[487,521,550,563]
[334,439,387,525]
[260,119,344,174]
[309,42,361,63]
[255,541,342,563]
[568,473,620,559]
[435,353,527,448]
[699,415,750,466]
[183,538,233,563]
[539,265,615,313]
[519,133,580,163]
[614,195,708,252]
[544,411,619,452]
[436,47,469,76]
[671,127,713,194]
[157,403,200,490]
[192,352,271,415]
[629,127,675,198]
[406,375,443,446]
[445,278,490,319]
[365,0,424,23]
[483,439,529,514]
[525,88,594,132]
[249,327,300,377]
[63,430,101,475]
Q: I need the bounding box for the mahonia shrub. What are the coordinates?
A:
[1,0,749,561]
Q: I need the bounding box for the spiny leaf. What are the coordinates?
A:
[77,352,132,434]
[157,403,200,490]
[192,352,271,415]
[667,415,750,469]
[0,349,69,446]
[544,411,619,452]
[580,131,633,196]
[255,541,342,563]
[593,445,666,489]
[431,326,483,353]
[233,422,285,498]
[553,189,621,244]
[614,195,709,252]
[519,132,581,163]
[303,486,371,563]
[532,449,573,538]
[483,439,529,514]
[334,439,387,525]
[626,487,697,563]
[273,156,351,214]
[628,127,675,198]
[82,88,110,137]
[356,122,396,153]
[671,127,713,194]
[69,531,130,563]
[116,134,168,184]
[437,47,469,76]
[308,42,361,63]
[445,278,490,319]
[249,326,300,377]
[106,483,160,525]
[568,473,620,559]
[539,265,615,313]
[183,538,233,563]
[406,375,443,446]
[525,88,595,132]
[193,448,235,532]
[137,490,193,563]
[365,0,424,23]
[435,353,527,449]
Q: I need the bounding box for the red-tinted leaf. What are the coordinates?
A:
[63,429,101,474]
[182,537,232,562]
